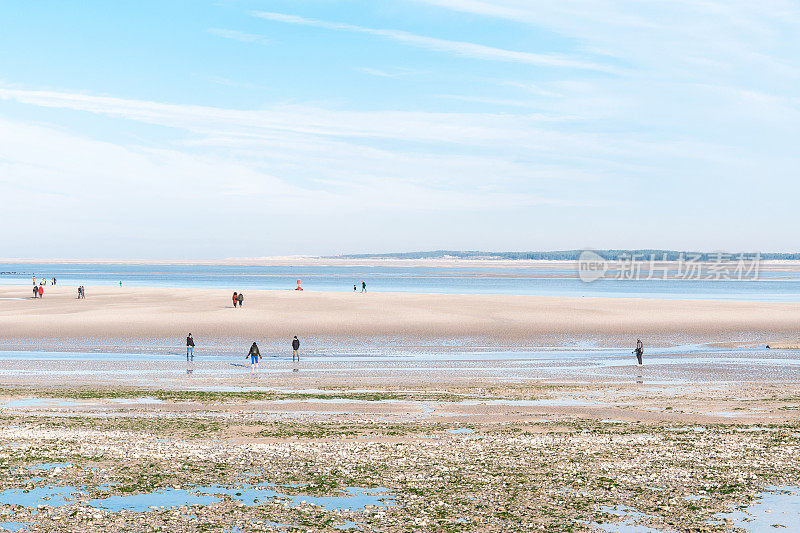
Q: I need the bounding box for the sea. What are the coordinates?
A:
[2,262,800,302]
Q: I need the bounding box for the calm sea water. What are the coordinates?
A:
[1,262,800,301]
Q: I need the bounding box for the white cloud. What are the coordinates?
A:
[409,0,800,83]
[252,11,617,73]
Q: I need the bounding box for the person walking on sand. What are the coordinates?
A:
[634,339,644,366]
[232,292,238,308]
[186,333,195,361]
[353,284,357,292]
[238,292,244,308]
[292,336,300,361]
[33,285,38,299]
[38,286,43,298]
[248,342,260,373]
[361,281,366,293]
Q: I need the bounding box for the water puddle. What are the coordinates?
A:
[0,397,161,409]
[446,428,474,434]
[0,485,83,507]
[463,398,608,407]
[0,482,393,513]
[25,462,71,471]
[335,521,365,530]
[193,485,393,511]
[589,504,668,532]
[0,523,32,532]
[715,486,800,531]
[86,487,220,512]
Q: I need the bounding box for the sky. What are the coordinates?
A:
[0,1,798,259]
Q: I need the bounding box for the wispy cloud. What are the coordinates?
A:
[252,11,617,73]
[207,28,271,46]
[355,67,422,78]
[0,84,655,206]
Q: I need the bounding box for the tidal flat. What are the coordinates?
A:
[1,383,799,532]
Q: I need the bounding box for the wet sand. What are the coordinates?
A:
[3,281,800,530]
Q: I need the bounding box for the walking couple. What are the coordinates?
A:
[232,292,244,308]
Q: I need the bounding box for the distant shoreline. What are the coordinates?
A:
[3,256,800,268]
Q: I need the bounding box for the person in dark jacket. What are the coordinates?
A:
[361,281,366,293]
[33,285,38,299]
[634,339,644,366]
[238,292,244,308]
[248,342,260,372]
[292,336,300,361]
[186,333,195,360]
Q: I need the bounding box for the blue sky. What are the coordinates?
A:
[1,1,798,258]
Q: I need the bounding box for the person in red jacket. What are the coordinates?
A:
[38,286,43,298]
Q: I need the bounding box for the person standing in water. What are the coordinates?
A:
[238,292,244,308]
[634,339,644,366]
[292,336,300,361]
[186,333,195,361]
[248,342,260,372]
[353,284,357,292]
[232,292,238,308]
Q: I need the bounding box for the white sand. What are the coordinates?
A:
[1,284,798,349]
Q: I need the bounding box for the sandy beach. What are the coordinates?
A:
[3,281,800,531]
[2,284,799,352]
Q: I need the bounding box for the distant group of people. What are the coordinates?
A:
[77,286,86,299]
[30,276,59,299]
[232,292,244,308]
[354,281,366,292]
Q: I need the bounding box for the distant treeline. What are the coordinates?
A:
[330,250,800,261]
